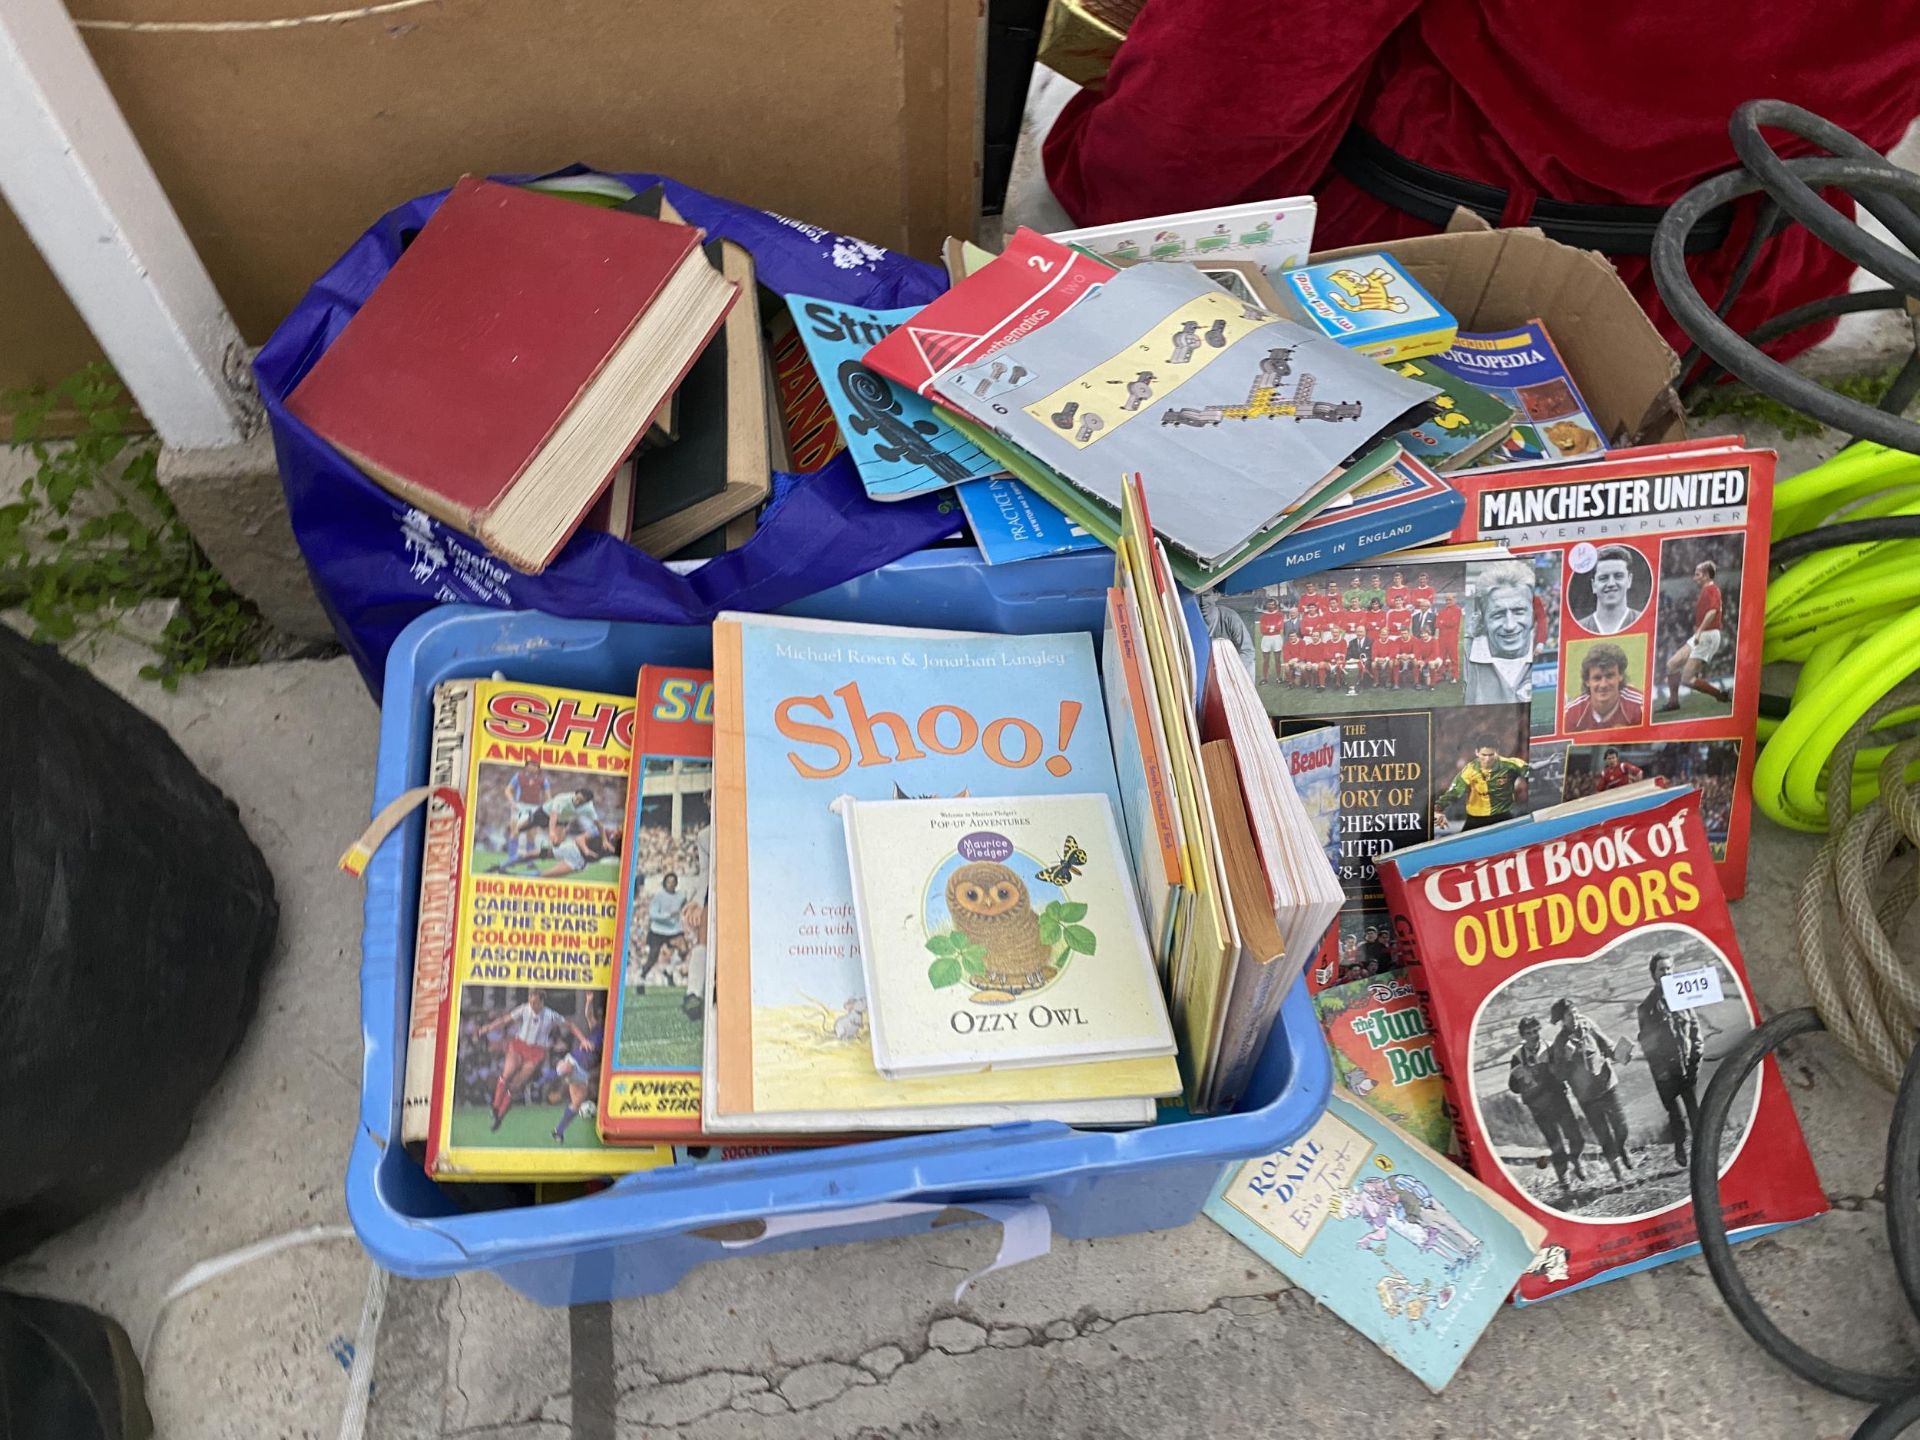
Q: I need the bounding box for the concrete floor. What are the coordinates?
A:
[7,63,1920,1440]
[1,631,1910,1440]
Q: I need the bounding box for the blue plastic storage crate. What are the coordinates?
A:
[350,549,1330,1304]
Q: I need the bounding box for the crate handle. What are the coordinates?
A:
[707,1199,1050,1299]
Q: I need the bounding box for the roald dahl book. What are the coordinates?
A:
[838,792,1176,1077]
[424,681,672,1180]
[1206,1093,1545,1392]
[708,612,1178,1132]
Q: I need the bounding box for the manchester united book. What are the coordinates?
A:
[1444,439,1775,897]
[424,681,671,1180]
[1375,785,1825,1302]
[598,668,717,1142]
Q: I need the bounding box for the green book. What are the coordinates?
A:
[941,410,1401,593]
[1384,357,1516,472]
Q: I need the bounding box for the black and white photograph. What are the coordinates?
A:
[1652,533,1745,723]
[1467,925,1760,1220]
[1567,541,1654,637]
[1461,552,1562,734]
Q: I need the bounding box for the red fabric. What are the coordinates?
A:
[1043,0,1920,358]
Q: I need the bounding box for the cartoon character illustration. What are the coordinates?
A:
[946,861,1057,1004]
[1195,224,1233,253]
[1524,1244,1570,1284]
[1108,371,1158,412]
[1333,1172,1484,1272]
[1237,220,1275,246]
[1544,418,1601,455]
[1149,230,1185,259]
[1375,1263,1456,1329]
[1050,400,1080,431]
[1204,318,1229,349]
[1073,411,1106,444]
[1328,266,1411,314]
[1341,1065,1379,1098]
[1108,239,1141,262]
[1167,320,1204,364]
[832,998,868,1042]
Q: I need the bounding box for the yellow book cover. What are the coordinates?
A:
[1117,478,1239,1102]
[708,612,1179,1132]
[424,680,671,1181]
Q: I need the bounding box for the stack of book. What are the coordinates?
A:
[393,477,1345,1177]
[286,177,837,574]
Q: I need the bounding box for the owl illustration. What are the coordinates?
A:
[945,862,1057,1004]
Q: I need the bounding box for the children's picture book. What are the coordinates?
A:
[402,679,475,1149]
[863,227,1113,398]
[1213,451,1464,594]
[926,265,1440,568]
[1386,357,1518,473]
[707,612,1175,1133]
[959,476,1104,565]
[787,294,1003,501]
[1206,1094,1545,1392]
[1375,786,1827,1302]
[424,681,673,1181]
[599,668,715,1143]
[1444,439,1774,896]
[1429,321,1607,465]
[838,792,1175,1078]
[1049,196,1317,275]
[1101,583,1184,967]
[1314,968,1453,1154]
[1276,253,1458,362]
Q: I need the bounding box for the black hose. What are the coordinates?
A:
[1770,516,1920,566]
[1653,101,1920,454]
[1690,1007,1920,1406]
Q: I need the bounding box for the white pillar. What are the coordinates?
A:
[0,0,253,449]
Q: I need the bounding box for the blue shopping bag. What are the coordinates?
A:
[254,167,962,696]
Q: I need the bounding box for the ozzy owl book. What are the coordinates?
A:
[708,612,1182,1134]
[838,793,1176,1078]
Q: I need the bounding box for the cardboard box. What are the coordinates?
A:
[1,0,983,426]
[1313,212,1685,446]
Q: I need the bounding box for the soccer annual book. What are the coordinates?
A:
[423,681,672,1180]
[599,668,717,1143]
[838,792,1175,1078]
[1374,786,1826,1302]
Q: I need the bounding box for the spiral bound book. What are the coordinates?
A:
[838,792,1176,1079]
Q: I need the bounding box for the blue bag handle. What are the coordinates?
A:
[254,166,963,697]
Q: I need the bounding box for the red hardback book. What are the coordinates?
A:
[1375,786,1825,1302]
[287,176,734,572]
[862,227,1112,396]
[1443,440,1774,897]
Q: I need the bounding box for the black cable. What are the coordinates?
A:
[1653,101,1920,455]
[1690,1008,1920,1406]
[1770,516,1920,566]
[1680,290,1908,406]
